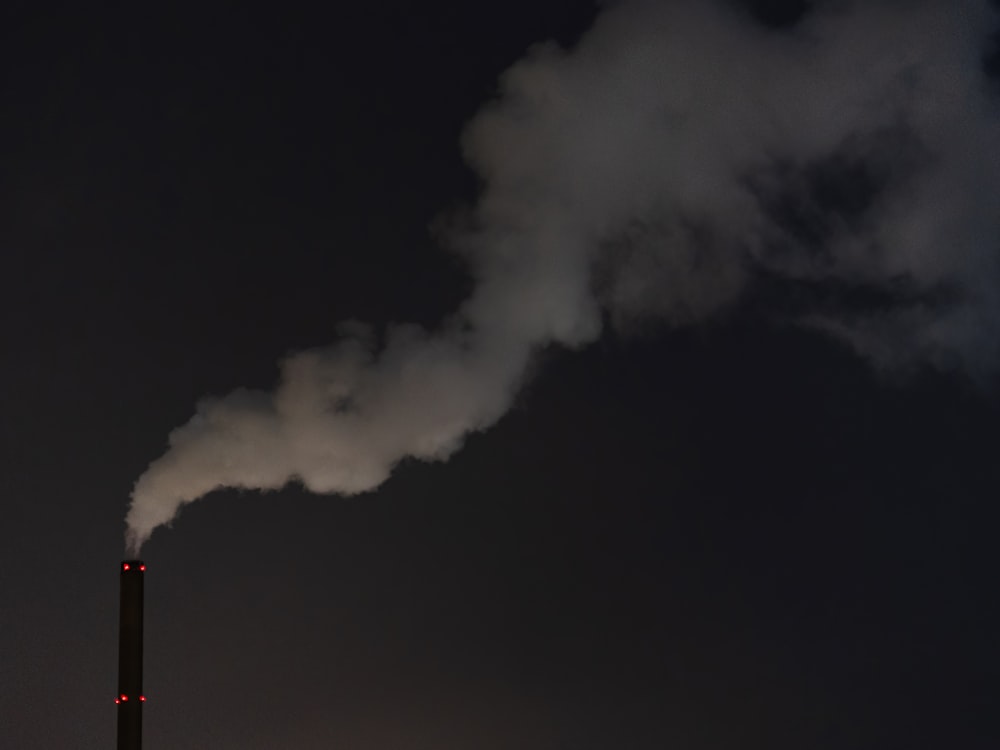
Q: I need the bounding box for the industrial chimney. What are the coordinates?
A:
[117,560,145,750]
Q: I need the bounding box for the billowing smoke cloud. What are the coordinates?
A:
[126,0,1000,553]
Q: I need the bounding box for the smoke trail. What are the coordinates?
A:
[126,0,1000,553]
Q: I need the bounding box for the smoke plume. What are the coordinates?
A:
[126,0,1000,553]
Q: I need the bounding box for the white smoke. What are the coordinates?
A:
[126,0,1000,553]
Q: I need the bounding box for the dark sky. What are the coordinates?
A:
[2,1,999,748]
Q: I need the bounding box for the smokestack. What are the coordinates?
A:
[117,560,145,750]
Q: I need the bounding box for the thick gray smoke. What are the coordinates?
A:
[126,0,1000,553]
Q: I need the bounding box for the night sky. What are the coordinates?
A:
[2,1,1000,748]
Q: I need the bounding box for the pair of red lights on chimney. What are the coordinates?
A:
[121,563,145,572]
[115,695,145,704]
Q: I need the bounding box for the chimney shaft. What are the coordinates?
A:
[117,560,144,750]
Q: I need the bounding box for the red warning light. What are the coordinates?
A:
[120,694,128,702]
[139,564,146,572]
[140,695,146,702]
[115,698,120,704]
[123,563,130,571]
